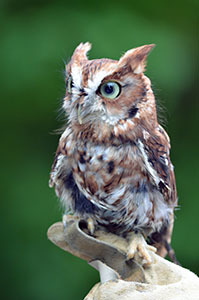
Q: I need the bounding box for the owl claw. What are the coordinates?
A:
[62,214,95,235]
[86,217,95,235]
[127,232,156,266]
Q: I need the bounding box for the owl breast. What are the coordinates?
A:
[63,133,172,234]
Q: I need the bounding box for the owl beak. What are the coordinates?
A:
[77,104,83,124]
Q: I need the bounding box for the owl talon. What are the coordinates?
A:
[62,215,95,235]
[127,232,156,266]
[87,217,95,235]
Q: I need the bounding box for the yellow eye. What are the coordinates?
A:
[99,81,121,99]
[67,76,73,94]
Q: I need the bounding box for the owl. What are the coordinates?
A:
[49,42,178,265]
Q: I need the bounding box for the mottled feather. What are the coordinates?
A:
[49,42,177,259]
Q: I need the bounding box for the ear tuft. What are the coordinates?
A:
[72,42,91,63]
[119,44,155,74]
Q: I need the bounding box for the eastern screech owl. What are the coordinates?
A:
[49,42,177,263]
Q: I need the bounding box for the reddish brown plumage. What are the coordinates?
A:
[49,42,177,260]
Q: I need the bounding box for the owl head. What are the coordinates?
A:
[63,42,156,140]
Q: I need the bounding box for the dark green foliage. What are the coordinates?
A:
[0,0,198,299]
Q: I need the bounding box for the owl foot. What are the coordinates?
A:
[62,214,80,227]
[127,232,156,266]
[62,214,95,236]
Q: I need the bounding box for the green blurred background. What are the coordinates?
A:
[1,0,198,299]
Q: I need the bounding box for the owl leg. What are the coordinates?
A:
[127,231,156,266]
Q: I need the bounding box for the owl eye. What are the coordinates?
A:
[99,81,121,99]
[67,76,73,94]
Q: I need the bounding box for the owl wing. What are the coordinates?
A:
[139,125,177,205]
[49,143,71,198]
[139,125,178,262]
[49,138,97,215]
